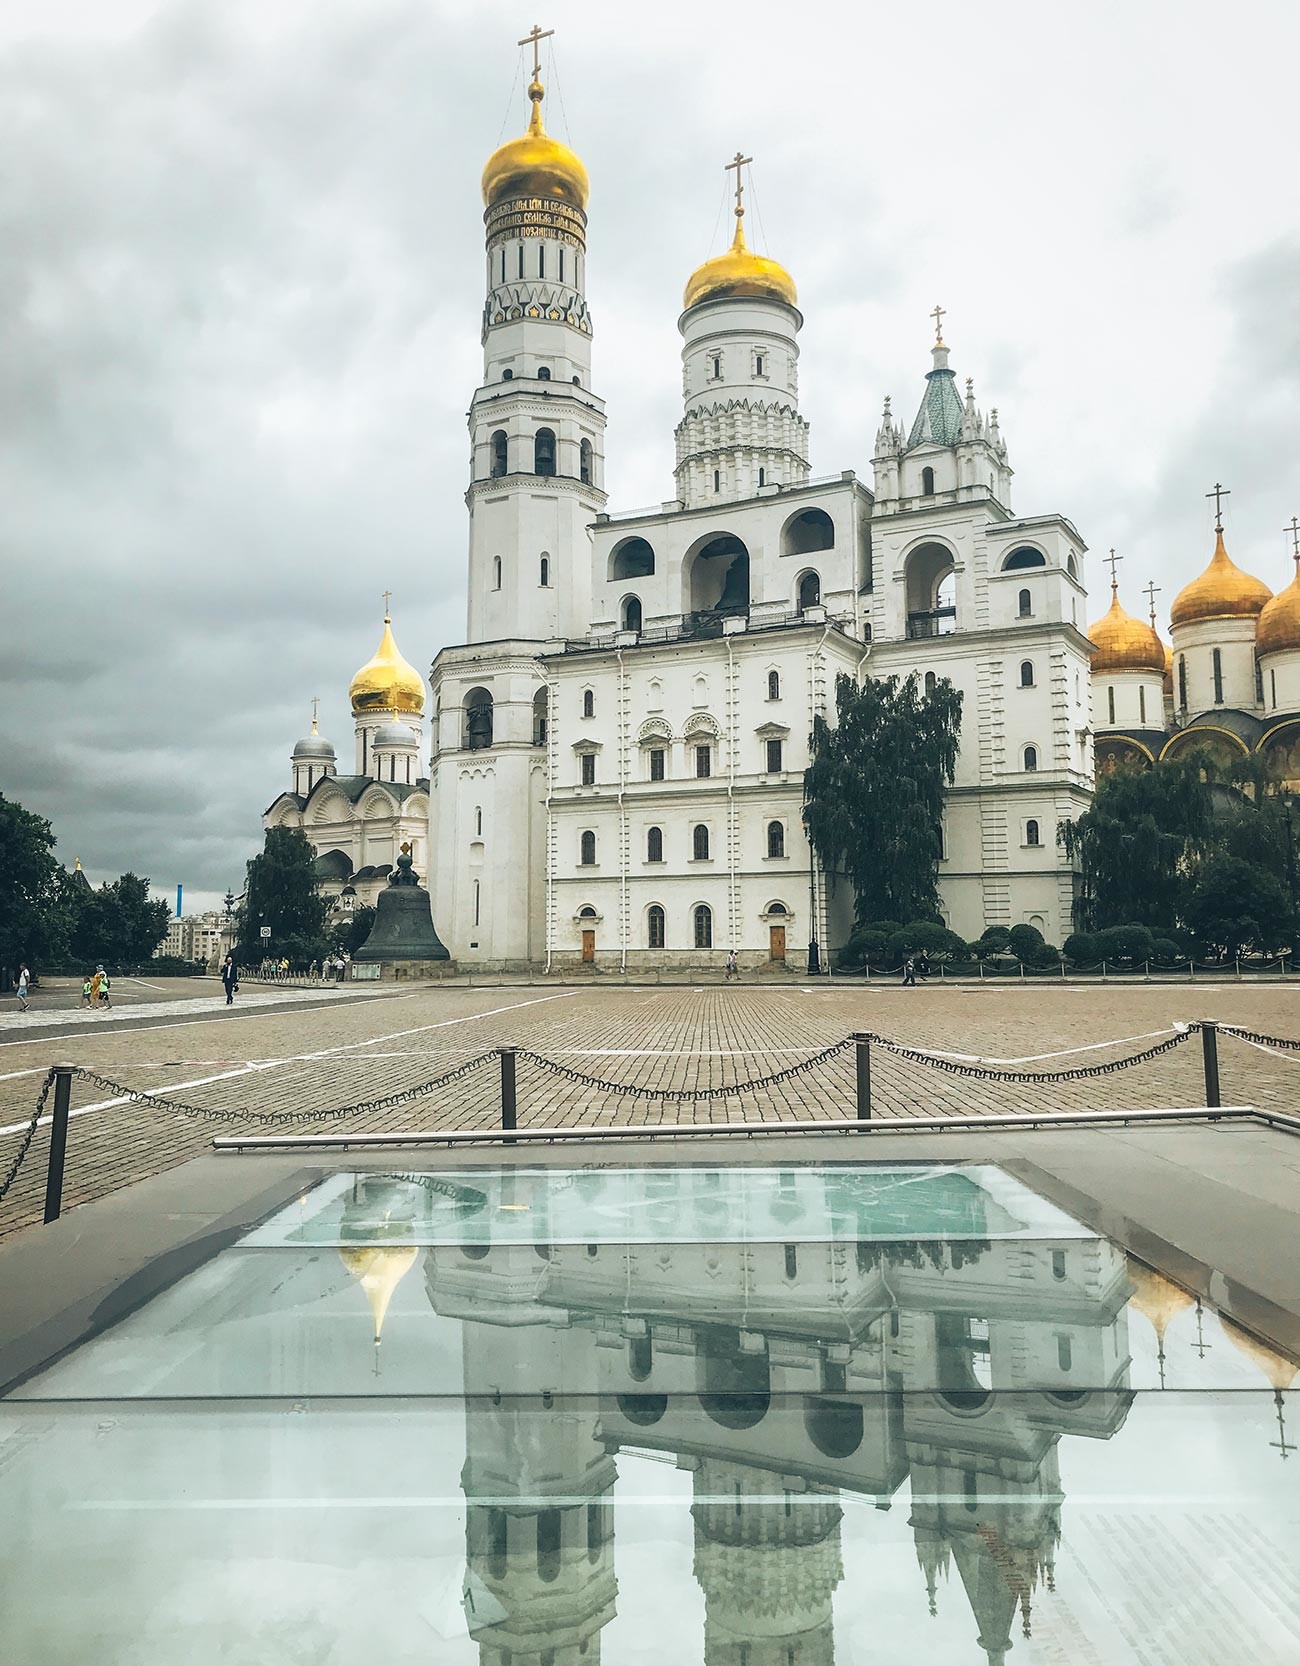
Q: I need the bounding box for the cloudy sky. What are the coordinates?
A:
[1,0,1297,910]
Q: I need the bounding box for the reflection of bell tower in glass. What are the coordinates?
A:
[691,1458,843,1666]
[426,1238,618,1663]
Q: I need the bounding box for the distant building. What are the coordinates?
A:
[158,910,229,965]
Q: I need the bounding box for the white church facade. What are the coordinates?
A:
[269,43,1101,967]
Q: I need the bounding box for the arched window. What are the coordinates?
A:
[781,509,835,557]
[1018,587,1032,617]
[580,830,596,866]
[694,904,713,948]
[464,688,493,750]
[758,467,765,486]
[532,687,548,746]
[1023,744,1038,772]
[492,556,502,591]
[711,355,721,379]
[1108,686,1116,723]
[647,826,663,863]
[925,671,937,694]
[693,824,710,861]
[534,427,556,477]
[755,354,765,377]
[1003,546,1047,571]
[1026,819,1041,847]
[1019,660,1034,687]
[490,430,508,478]
[621,595,642,633]
[1139,685,1147,723]
[474,806,483,837]
[580,438,593,485]
[767,821,785,858]
[537,1510,561,1584]
[537,365,551,381]
[501,366,513,380]
[714,469,721,493]
[797,571,821,612]
[539,555,550,587]
[609,537,654,581]
[1212,647,1224,704]
[768,670,780,700]
[1178,654,1188,709]
[582,688,595,718]
[647,904,665,948]
[921,465,935,496]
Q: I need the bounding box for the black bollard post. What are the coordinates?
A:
[43,1065,74,1224]
[1200,1022,1221,1112]
[854,1033,871,1122]
[500,1046,517,1143]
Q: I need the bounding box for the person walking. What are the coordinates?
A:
[916,950,931,982]
[98,969,112,1007]
[90,967,103,1005]
[220,953,238,1005]
[16,965,30,1011]
[725,948,739,981]
[901,955,917,987]
[81,973,93,1008]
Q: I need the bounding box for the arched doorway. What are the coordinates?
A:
[905,542,957,638]
[684,533,750,623]
[781,508,835,557]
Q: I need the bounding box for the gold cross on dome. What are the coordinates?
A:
[931,303,946,342]
[518,23,554,79]
[725,151,753,218]
[1143,580,1161,626]
[310,695,320,731]
[1206,481,1230,531]
[1287,515,1300,566]
[1106,547,1122,593]
[383,589,392,619]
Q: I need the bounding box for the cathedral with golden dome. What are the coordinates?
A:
[1091,497,1300,786]
[262,29,1300,963]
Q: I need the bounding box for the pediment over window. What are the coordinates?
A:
[571,739,603,754]
[754,722,791,740]
[683,712,720,739]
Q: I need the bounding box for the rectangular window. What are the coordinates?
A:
[559,246,565,283]
[1139,685,1146,723]
[1272,668,1278,710]
[649,748,665,781]
[538,244,545,278]
[695,745,711,778]
[580,753,595,786]
[1107,686,1115,724]
[1213,648,1224,704]
[765,738,784,773]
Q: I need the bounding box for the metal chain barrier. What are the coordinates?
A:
[514,1039,854,1101]
[858,1026,1197,1083]
[0,1067,55,1204]
[62,1052,498,1127]
[1215,1024,1300,1053]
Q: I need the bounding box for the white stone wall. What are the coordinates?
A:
[1092,667,1165,734]
[1170,616,1261,716]
[1260,646,1300,715]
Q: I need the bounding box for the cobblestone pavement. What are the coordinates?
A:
[2,978,1299,1239]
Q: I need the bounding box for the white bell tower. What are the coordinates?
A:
[465,27,606,644]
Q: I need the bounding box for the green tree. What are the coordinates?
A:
[1185,853,1291,958]
[804,672,962,928]
[237,827,330,964]
[0,793,70,970]
[1061,758,1211,930]
[69,872,170,966]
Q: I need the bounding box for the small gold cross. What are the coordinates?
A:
[930,303,946,342]
[1206,481,1230,531]
[518,23,554,79]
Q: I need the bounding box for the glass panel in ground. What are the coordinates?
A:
[241,1164,1093,1249]
[0,1391,1295,1663]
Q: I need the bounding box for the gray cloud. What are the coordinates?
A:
[1,0,1296,909]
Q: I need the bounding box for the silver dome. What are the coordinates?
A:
[293,733,336,760]
[372,721,419,750]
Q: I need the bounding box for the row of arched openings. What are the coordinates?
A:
[489,429,594,484]
[637,822,785,863]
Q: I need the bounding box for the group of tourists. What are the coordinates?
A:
[80,967,113,1007]
[901,950,932,987]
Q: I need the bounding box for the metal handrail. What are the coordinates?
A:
[212,1102,1285,1154]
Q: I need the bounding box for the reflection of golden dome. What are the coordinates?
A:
[482,77,589,212]
[1170,530,1271,627]
[1221,1317,1299,1393]
[1089,587,1167,675]
[338,1243,419,1342]
[683,211,797,311]
[349,616,425,716]
[1126,1258,1195,1344]
[1256,564,1300,656]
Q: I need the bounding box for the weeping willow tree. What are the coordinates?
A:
[803,671,963,927]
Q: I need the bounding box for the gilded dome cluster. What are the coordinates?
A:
[481,77,589,213]
[349,617,425,716]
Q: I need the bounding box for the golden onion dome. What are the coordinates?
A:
[1126,1258,1195,1345]
[683,209,797,312]
[482,76,589,212]
[338,1243,419,1344]
[1162,641,1174,694]
[1255,562,1300,656]
[1088,585,1167,675]
[349,616,425,716]
[1170,529,1271,627]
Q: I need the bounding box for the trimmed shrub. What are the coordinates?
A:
[1093,923,1155,964]
[1151,937,1180,963]
[1063,932,1098,965]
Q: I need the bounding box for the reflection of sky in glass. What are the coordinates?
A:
[2,1160,1296,1664]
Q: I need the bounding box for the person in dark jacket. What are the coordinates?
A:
[220,954,238,1005]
